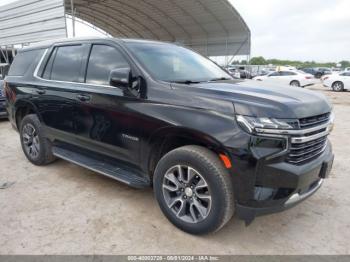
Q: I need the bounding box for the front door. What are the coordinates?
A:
[72,43,141,165]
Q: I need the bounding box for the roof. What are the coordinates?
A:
[65,0,251,57]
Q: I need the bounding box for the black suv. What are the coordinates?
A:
[4,38,334,235]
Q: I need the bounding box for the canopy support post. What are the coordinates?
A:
[70,0,76,37]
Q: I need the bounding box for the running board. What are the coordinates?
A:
[52,146,150,188]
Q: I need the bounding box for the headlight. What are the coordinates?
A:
[236,115,296,134]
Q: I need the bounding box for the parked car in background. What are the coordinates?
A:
[314,68,332,78]
[226,68,241,79]
[322,71,350,92]
[299,67,316,75]
[0,79,8,119]
[300,67,332,79]
[344,67,350,72]
[332,68,342,73]
[250,69,270,78]
[253,70,316,87]
[226,66,252,79]
[238,68,252,79]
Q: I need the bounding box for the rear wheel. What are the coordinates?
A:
[153,145,234,235]
[290,80,301,87]
[332,81,344,92]
[20,114,56,166]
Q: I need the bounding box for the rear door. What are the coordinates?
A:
[33,44,89,140]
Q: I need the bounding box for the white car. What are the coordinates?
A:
[253,70,317,87]
[322,71,350,92]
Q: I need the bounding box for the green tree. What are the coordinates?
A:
[340,61,350,68]
[249,56,266,65]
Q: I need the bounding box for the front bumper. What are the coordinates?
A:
[233,143,334,224]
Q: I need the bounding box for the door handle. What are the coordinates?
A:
[77,94,91,102]
[36,89,46,95]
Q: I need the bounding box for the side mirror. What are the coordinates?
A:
[109,68,132,89]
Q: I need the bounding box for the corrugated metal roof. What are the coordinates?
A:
[0,0,250,57]
[0,0,67,46]
[65,0,251,56]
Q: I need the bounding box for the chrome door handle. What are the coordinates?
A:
[77,94,91,102]
[36,89,46,95]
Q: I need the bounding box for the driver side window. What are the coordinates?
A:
[86,45,129,86]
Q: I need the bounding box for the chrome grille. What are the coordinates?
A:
[286,113,331,165]
[299,113,330,129]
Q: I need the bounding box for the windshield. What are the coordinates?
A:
[125,42,232,83]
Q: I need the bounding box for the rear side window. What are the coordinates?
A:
[8,49,43,76]
[269,72,280,76]
[44,45,85,82]
[86,45,129,86]
[280,71,296,76]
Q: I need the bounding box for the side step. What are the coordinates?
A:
[52,146,150,188]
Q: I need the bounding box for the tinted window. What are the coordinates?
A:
[269,72,280,76]
[86,45,129,85]
[8,49,43,76]
[279,71,296,76]
[125,42,231,82]
[42,48,57,79]
[50,45,85,82]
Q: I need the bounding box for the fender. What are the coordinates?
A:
[13,99,42,129]
[143,125,232,175]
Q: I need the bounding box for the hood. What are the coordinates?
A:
[172,80,332,119]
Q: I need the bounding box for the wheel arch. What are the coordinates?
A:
[146,127,228,179]
[332,80,344,86]
[290,80,300,86]
[14,100,41,130]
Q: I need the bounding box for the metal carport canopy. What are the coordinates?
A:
[65,0,251,57]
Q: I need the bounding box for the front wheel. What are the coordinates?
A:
[153,146,234,235]
[290,80,301,87]
[332,81,344,92]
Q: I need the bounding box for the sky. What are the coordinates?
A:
[1,0,350,62]
[232,0,350,62]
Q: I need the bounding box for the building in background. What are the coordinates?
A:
[0,0,251,72]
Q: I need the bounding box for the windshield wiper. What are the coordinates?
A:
[171,80,201,85]
[209,77,232,82]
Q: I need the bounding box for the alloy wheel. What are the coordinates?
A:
[333,82,343,91]
[22,123,40,159]
[162,165,212,224]
[291,81,300,87]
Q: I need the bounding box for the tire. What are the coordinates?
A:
[290,80,301,87]
[20,114,56,166]
[332,81,344,92]
[153,145,234,235]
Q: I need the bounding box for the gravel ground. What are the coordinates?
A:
[0,84,349,255]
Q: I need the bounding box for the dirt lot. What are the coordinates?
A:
[0,84,349,255]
